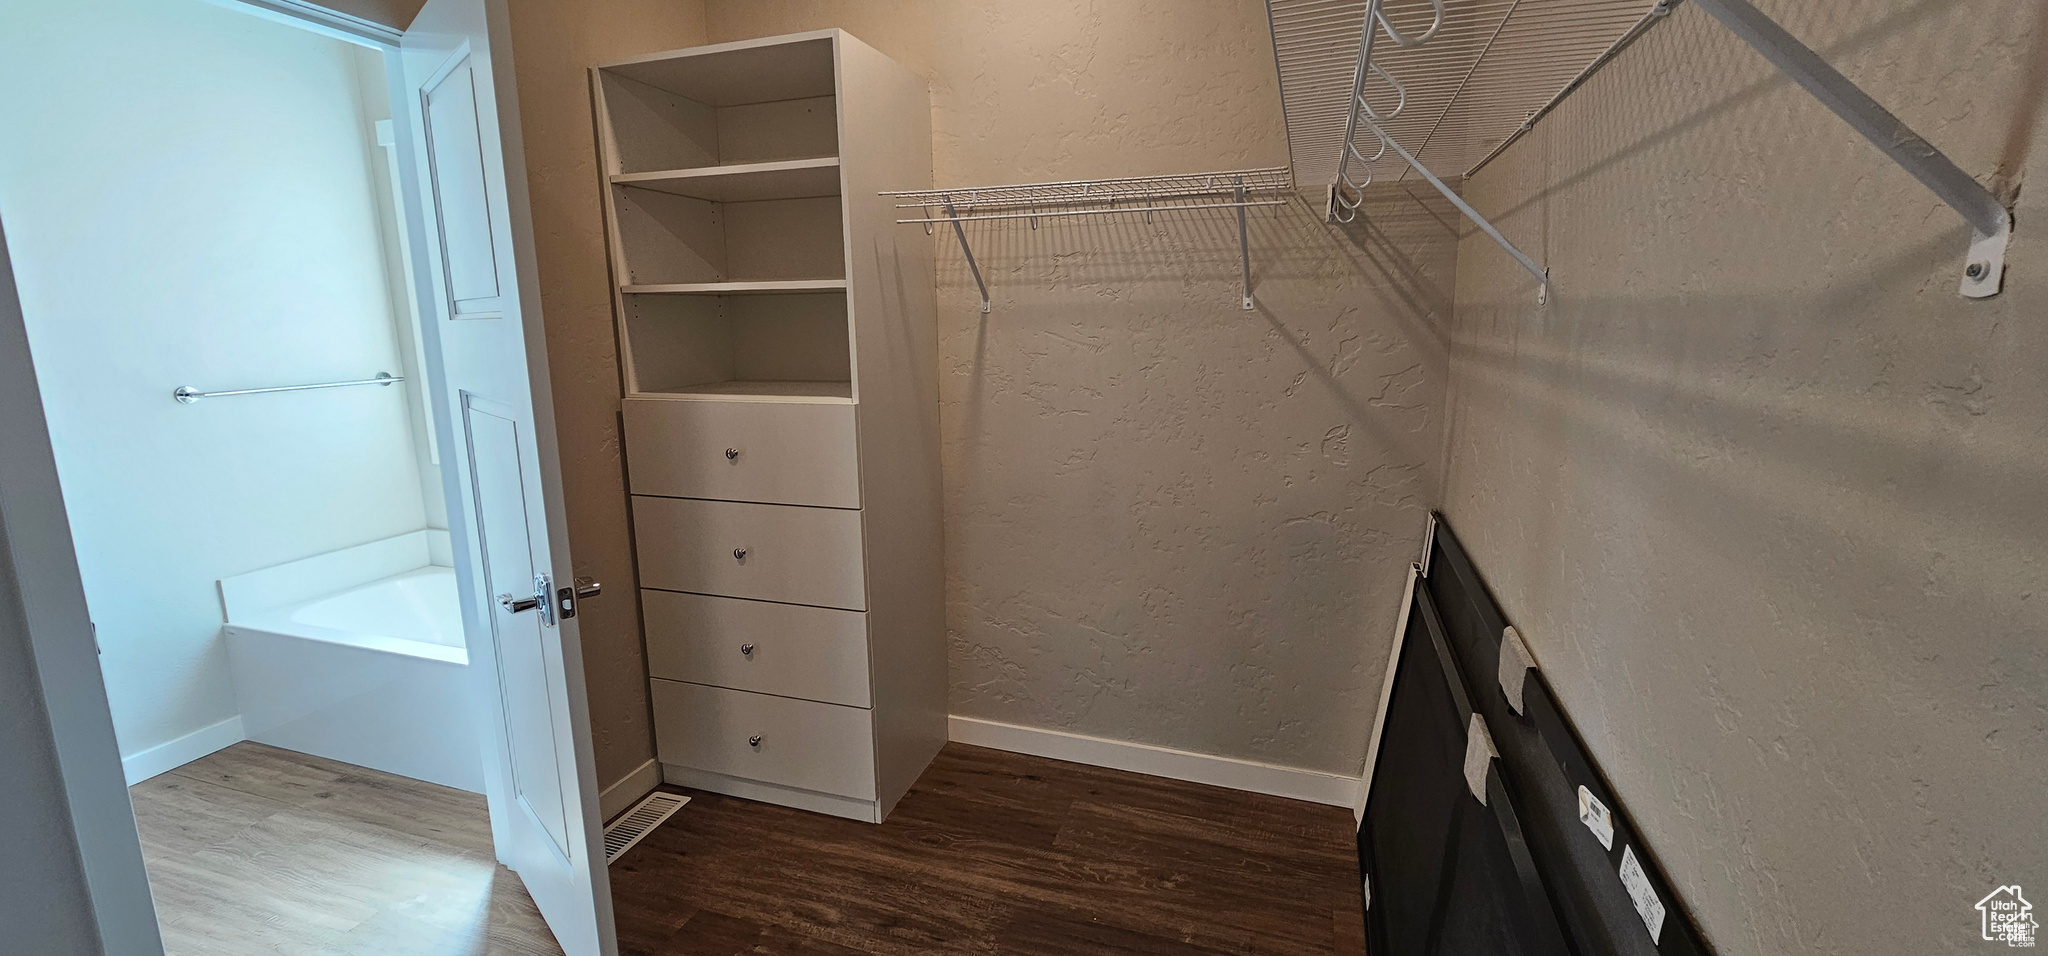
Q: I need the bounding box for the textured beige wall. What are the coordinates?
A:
[1441,1,2048,952]
[505,0,709,788]
[706,1,1454,774]
[318,0,426,31]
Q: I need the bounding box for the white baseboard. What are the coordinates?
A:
[948,716,1363,809]
[122,715,245,785]
[1358,563,1420,825]
[661,763,876,823]
[598,758,664,823]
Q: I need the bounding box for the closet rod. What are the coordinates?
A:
[1462,0,1677,179]
[173,372,403,405]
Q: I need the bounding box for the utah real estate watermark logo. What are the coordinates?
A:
[1978,886,2039,947]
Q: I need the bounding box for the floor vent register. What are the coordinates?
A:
[603,792,690,864]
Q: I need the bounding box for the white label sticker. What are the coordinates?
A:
[1463,714,1497,805]
[1619,845,1667,944]
[1578,785,1615,850]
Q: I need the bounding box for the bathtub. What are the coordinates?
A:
[258,567,469,664]
[220,531,484,792]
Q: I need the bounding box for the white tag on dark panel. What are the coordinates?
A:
[1619,845,1667,944]
[1462,713,1498,805]
[1577,785,1615,850]
[1497,625,1536,714]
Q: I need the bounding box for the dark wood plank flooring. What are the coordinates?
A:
[129,742,562,956]
[133,741,1362,955]
[610,743,1365,955]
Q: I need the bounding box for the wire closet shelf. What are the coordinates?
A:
[883,166,1295,312]
[1272,0,1674,199]
[1267,0,2014,298]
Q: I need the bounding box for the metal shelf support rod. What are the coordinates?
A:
[1236,177,1255,310]
[1364,118,1550,303]
[943,196,992,315]
[1689,0,2011,297]
[1463,0,1677,179]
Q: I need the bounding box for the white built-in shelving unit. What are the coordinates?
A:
[592,30,946,823]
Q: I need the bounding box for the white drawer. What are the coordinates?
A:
[650,679,876,800]
[623,398,860,508]
[644,591,872,707]
[632,496,867,610]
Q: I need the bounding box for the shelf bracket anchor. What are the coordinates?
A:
[943,196,992,313]
[1690,0,2013,297]
[1364,119,1551,304]
[1236,177,1255,310]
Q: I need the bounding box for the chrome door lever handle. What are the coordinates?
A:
[499,593,539,613]
[501,573,557,626]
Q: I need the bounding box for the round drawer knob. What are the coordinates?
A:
[725,448,740,460]
[732,547,748,561]
[740,643,755,656]
[748,735,763,748]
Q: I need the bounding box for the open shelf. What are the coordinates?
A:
[621,279,848,295]
[599,37,838,175]
[611,185,844,286]
[600,36,861,406]
[636,380,853,404]
[595,33,947,823]
[612,157,841,203]
[621,291,851,403]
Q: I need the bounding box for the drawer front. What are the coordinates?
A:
[644,591,872,707]
[633,496,867,609]
[650,679,875,800]
[623,398,860,508]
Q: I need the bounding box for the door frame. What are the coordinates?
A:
[0,222,165,956]
[0,1,608,952]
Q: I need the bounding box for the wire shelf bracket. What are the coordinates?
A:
[1688,0,2012,298]
[1325,0,1552,304]
[941,196,993,314]
[1364,115,1550,303]
[1283,0,2013,300]
[884,167,1293,312]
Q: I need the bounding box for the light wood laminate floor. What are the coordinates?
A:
[129,742,563,956]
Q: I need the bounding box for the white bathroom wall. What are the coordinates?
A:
[0,0,431,766]
[348,44,450,533]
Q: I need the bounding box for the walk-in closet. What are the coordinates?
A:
[1,1,2042,955]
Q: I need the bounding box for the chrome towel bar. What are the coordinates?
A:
[172,372,403,404]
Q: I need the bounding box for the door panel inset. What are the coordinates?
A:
[421,56,505,319]
[464,394,569,856]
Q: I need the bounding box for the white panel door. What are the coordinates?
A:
[396,2,615,954]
